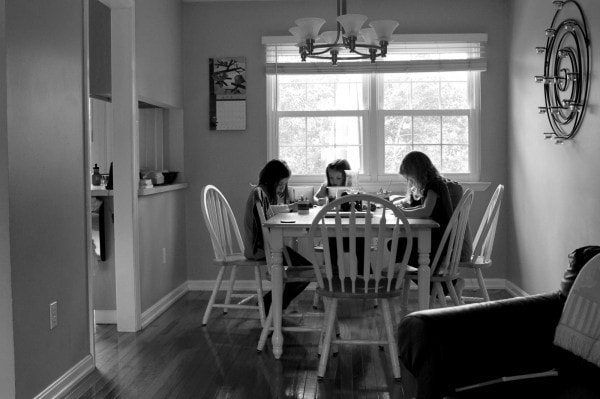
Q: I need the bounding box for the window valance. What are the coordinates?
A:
[263,33,487,75]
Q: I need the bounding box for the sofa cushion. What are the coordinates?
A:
[553,253,600,368]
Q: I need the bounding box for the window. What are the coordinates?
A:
[265,34,486,184]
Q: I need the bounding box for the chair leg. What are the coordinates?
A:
[436,283,447,307]
[401,279,410,316]
[257,307,274,352]
[381,299,401,380]
[318,298,338,379]
[223,265,238,314]
[312,290,320,309]
[202,266,226,326]
[254,266,266,327]
[446,281,461,306]
[476,269,490,302]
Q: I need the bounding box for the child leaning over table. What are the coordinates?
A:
[242,159,310,312]
[390,151,470,295]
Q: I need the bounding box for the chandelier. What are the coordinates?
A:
[289,0,399,65]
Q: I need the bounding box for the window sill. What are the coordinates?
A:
[288,181,491,195]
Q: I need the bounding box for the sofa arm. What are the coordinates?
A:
[397,292,564,399]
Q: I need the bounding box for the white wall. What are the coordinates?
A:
[508,0,600,293]
[182,0,510,281]
[6,0,89,397]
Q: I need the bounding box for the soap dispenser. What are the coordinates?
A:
[92,164,102,186]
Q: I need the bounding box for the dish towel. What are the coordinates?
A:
[554,253,600,367]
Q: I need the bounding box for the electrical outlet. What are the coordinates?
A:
[162,248,166,264]
[49,301,58,330]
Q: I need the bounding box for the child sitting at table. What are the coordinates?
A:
[390,151,467,294]
[312,158,367,276]
[243,159,310,311]
[313,159,351,206]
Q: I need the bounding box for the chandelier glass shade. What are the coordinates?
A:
[289,0,399,65]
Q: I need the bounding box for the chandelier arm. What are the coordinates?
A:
[310,45,344,56]
[304,53,373,61]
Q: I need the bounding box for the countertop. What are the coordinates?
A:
[91,182,188,197]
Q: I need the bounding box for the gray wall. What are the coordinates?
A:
[137,0,183,108]
[139,190,188,311]
[182,0,510,282]
[507,0,600,293]
[6,0,89,397]
[0,0,16,396]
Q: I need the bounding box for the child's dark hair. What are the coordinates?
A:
[326,159,351,186]
[258,159,291,204]
[399,151,441,190]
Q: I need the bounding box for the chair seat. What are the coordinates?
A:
[283,265,317,281]
[317,277,403,299]
[460,257,492,270]
[213,254,267,267]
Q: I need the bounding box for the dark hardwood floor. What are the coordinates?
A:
[62,288,512,399]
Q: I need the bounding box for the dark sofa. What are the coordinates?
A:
[397,246,600,399]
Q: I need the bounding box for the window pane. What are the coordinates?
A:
[383,72,469,110]
[383,81,410,109]
[413,116,441,144]
[279,117,306,146]
[277,74,364,111]
[441,82,468,109]
[280,146,307,173]
[385,145,412,173]
[413,145,441,170]
[412,81,440,109]
[442,116,469,144]
[385,116,412,144]
[279,116,363,174]
[442,145,469,173]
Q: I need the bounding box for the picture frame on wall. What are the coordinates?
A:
[209,57,246,131]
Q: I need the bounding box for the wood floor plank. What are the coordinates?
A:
[61,289,510,399]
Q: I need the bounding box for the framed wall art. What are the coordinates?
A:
[209,57,246,131]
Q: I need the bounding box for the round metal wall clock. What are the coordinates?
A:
[535,0,590,143]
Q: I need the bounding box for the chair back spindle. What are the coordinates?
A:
[308,194,413,297]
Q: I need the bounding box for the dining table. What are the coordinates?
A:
[263,205,439,359]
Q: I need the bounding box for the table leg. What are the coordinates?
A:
[269,231,285,359]
[417,229,431,310]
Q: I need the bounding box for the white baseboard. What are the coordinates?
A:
[187,280,319,291]
[93,309,116,324]
[504,279,530,297]
[463,277,506,291]
[189,278,527,296]
[33,354,94,399]
[141,282,189,329]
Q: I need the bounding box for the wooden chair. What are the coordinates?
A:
[402,188,474,310]
[307,194,414,380]
[460,184,504,302]
[201,185,266,326]
[255,202,323,353]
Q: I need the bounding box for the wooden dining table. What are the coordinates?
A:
[263,205,439,359]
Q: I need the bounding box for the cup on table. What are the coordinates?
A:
[297,198,310,215]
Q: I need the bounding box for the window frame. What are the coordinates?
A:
[265,34,485,186]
